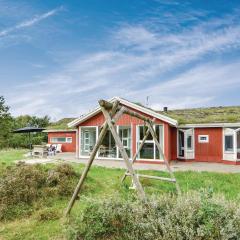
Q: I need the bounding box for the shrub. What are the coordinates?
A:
[46,163,78,196]
[0,163,78,220]
[36,208,60,222]
[67,192,240,240]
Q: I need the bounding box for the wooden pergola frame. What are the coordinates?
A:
[65,99,180,215]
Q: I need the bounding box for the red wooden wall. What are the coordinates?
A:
[169,127,223,162]
[76,105,226,163]
[170,127,177,160]
[194,128,223,162]
[78,109,173,161]
[48,132,76,152]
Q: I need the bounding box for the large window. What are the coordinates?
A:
[80,126,132,159]
[137,125,163,160]
[98,126,132,158]
[155,125,164,159]
[50,137,72,143]
[99,128,117,158]
[225,135,234,152]
[119,126,131,158]
[80,127,96,156]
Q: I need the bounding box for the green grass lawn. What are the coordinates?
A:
[0,149,240,240]
[0,149,27,166]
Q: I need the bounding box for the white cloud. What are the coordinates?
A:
[141,61,240,110]
[4,11,240,119]
[0,6,62,37]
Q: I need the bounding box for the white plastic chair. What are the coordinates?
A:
[56,144,62,153]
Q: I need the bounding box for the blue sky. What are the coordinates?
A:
[1,0,240,120]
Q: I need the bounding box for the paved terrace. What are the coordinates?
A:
[17,152,240,173]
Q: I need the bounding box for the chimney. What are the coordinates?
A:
[163,107,168,112]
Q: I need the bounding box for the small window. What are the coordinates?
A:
[225,135,234,152]
[187,135,192,149]
[198,135,209,143]
[50,137,72,143]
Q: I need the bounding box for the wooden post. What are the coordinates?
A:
[101,106,147,201]
[65,101,120,215]
[121,128,150,182]
[121,118,156,183]
[146,122,181,194]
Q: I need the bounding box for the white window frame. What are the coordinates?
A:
[223,128,240,156]
[83,131,90,152]
[136,124,164,161]
[177,128,195,159]
[79,126,97,158]
[117,125,132,159]
[224,134,234,153]
[66,137,72,143]
[198,135,209,143]
[50,137,72,143]
[186,134,193,150]
[79,125,132,160]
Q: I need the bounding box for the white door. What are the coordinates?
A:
[178,129,194,159]
[178,130,185,158]
[184,129,194,159]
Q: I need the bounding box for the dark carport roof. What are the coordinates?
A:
[12,126,45,133]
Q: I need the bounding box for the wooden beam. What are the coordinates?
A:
[122,109,151,122]
[101,106,147,201]
[99,99,152,122]
[111,107,126,124]
[65,101,119,215]
[121,118,156,183]
[146,121,181,194]
[125,173,176,182]
[99,99,115,110]
[121,128,150,183]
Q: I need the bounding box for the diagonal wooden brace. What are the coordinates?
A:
[146,121,181,194]
[121,127,150,183]
[101,106,147,201]
[65,101,120,215]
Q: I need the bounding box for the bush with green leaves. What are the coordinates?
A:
[67,191,240,240]
[0,163,78,220]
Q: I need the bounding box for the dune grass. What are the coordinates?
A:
[160,106,240,124]
[0,149,240,239]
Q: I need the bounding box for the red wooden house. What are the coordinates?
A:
[45,129,77,152]
[68,97,240,165]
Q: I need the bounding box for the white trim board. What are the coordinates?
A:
[44,129,77,133]
[180,123,240,128]
[68,97,178,127]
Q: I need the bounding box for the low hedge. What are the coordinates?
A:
[67,191,240,240]
[0,163,79,220]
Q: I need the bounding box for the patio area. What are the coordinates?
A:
[17,152,240,173]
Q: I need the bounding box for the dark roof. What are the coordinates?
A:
[158,106,240,124]
[13,126,45,133]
